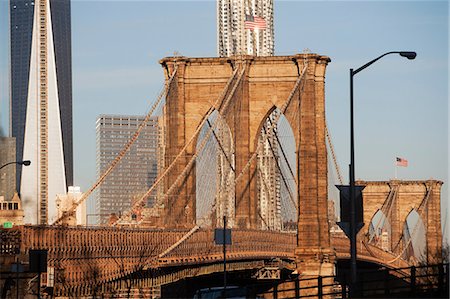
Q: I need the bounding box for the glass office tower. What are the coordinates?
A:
[95,115,160,225]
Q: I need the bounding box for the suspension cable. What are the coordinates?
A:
[52,66,179,225]
[158,63,308,258]
[261,124,297,209]
[386,185,433,264]
[368,185,398,243]
[268,117,296,181]
[115,67,243,225]
[325,121,343,185]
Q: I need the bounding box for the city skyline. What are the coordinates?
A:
[0,1,447,235]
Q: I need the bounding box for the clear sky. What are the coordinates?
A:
[0,1,448,239]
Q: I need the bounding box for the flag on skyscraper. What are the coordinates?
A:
[396,157,408,167]
[244,15,267,30]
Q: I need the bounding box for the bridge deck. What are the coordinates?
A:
[1,226,410,296]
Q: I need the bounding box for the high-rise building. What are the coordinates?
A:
[257,114,281,230]
[95,115,159,225]
[217,0,274,57]
[10,0,72,224]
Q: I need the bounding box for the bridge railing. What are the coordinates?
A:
[0,226,297,289]
[253,263,449,298]
[158,229,297,264]
[351,263,449,298]
[331,232,410,269]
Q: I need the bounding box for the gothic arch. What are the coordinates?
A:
[254,106,297,231]
[195,110,235,228]
[368,209,391,250]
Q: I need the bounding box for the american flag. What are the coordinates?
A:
[396,157,408,167]
[244,15,267,30]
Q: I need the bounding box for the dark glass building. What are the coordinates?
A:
[10,0,73,190]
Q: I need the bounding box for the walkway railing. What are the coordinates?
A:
[254,263,449,298]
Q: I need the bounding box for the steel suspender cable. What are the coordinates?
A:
[158,64,308,258]
[52,66,179,225]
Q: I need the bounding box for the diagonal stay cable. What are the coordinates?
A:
[233,64,307,199]
[267,117,296,181]
[261,124,297,209]
[52,66,179,225]
[325,121,344,185]
[115,67,242,225]
[160,67,245,215]
[387,185,433,264]
[158,63,308,259]
[206,119,235,173]
[389,185,433,258]
[368,185,398,243]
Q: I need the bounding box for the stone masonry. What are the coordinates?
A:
[159,54,333,276]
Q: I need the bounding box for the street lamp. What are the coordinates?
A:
[349,51,416,296]
[0,160,31,170]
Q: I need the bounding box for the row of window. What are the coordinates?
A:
[0,202,19,210]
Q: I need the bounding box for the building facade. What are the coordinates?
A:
[0,192,24,226]
[95,115,159,225]
[257,114,282,230]
[10,0,71,224]
[56,186,86,226]
[0,137,17,201]
[10,0,73,196]
[217,0,274,56]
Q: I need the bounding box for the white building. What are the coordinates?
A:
[20,0,68,225]
[257,114,282,230]
[217,0,274,57]
[56,186,86,226]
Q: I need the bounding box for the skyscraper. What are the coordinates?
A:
[10,0,72,224]
[95,115,159,225]
[217,0,274,57]
[257,114,282,230]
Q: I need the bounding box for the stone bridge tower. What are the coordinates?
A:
[160,54,333,275]
[359,180,443,263]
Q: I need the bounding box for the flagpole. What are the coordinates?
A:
[394,161,397,179]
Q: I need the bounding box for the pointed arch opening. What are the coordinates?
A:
[402,210,426,261]
[368,209,392,251]
[195,110,235,228]
[256,107,297,231]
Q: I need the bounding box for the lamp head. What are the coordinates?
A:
[21,160,31,166]
[399,52,417,60]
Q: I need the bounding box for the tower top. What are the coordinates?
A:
[217,0,274,57]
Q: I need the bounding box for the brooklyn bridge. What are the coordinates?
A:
[0,54,446,298]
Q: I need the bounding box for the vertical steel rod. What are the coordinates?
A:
[349,69,357,297]
[223,215,227,297]
[16,257,19,299]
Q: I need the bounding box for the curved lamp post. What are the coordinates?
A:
[349,51,416,296]
[0,160,31,170]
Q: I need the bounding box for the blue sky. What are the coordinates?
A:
[0,1,448,237]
